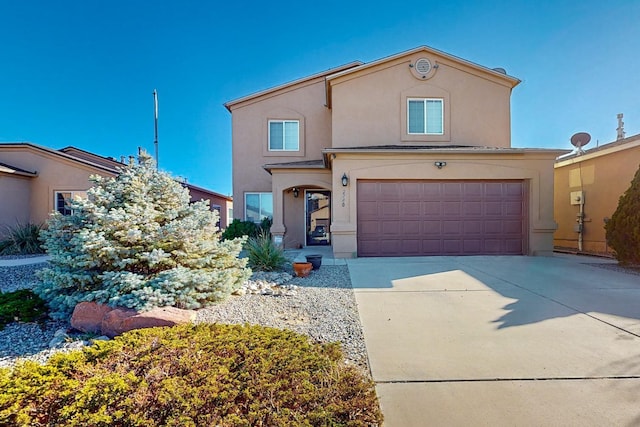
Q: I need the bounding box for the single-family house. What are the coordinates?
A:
[225,46,566,258]
[554,132,640,256]
[0,143,232,235]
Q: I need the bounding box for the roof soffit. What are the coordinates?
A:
[224,61,363,112]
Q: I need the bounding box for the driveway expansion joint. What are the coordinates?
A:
[376,375,640,384]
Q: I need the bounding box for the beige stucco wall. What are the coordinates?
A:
[230,78,333,221]
[329,51,514,149]
[0,147,116,227]
[187,186,232,228]
[329,150,561,258]
[554,137,640,255]
[0,174,32,236]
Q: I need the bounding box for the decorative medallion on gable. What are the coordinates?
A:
[409,57,438,80]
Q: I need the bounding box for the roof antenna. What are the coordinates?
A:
[153,89,159,169]
[616,113,625,141]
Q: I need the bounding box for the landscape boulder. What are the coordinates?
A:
[70,302,197,338]
[101,306,197,338]
[70,302,114,334]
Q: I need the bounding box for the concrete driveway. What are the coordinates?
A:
[347,254,640,426]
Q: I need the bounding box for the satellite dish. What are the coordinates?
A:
[492,67,507,75]
[570,132,591,149]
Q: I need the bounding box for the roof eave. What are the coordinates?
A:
[325,45,521,88]
[224,61,363,112]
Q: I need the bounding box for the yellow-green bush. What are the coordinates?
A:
[0,323,383,426]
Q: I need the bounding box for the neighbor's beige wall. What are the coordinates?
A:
[330,51,513,149]
[0,147,116,226]
[230,78,333,222]
[0,174,31,236]
[187,186,232,228]
[554,138,640,255]
[330,151,560,258]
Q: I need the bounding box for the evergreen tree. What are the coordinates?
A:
[37,153,250,318]
[605,164,640,265]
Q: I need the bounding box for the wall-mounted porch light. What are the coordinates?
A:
[434,161,447,169]
[292,187,299,198]
[341,173,349,187]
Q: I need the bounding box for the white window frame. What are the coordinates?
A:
[268,120,300,151]
[54,191,76,216]
[244,192,273,223]
[407,98,444,135]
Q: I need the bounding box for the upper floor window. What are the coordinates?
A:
[407,98,443,135]
[55,191,74,215]
[269,120,299,151]
[245,192,273,223]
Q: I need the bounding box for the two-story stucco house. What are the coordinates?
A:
[225,46,566,258]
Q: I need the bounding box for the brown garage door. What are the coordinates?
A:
[357,180,527,256]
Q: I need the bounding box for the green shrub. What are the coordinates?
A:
[0,323,383,426]
[245,230,288,272]
[0,223,44,255]
[221,217,273,242]
[221,219,259,241]
[605,165,640,265]
[0,289,49,330]
[36,152,250,319]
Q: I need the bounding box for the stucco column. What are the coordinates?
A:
[270,183,286,247]
[330,159,357,258]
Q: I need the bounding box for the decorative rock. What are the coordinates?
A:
[101,306,197,338]
[48,328,70,348]
[70,302,114,333]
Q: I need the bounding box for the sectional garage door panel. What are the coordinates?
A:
[357,180,527,257]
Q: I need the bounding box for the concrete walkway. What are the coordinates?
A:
[0,255,50,267]
[347,254,640,426]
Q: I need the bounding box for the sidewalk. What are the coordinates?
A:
[0,256,50,267]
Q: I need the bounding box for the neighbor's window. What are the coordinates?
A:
[245,193,273,223]
[269,120,299,151]
[55,192,73,215]
[408,98,443,135]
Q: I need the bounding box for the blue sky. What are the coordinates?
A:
[1,1,638,195]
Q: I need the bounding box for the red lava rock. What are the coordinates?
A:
[101,306,197,338]
[70,302,114,334]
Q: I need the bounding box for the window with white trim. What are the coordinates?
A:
[55,191,74,216]
[245,193,273,223]
[407,98,444,135]
[268,120,299,151]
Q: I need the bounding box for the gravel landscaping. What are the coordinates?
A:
[0,262,369,372]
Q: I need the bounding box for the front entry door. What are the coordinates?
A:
[306,190,331,246]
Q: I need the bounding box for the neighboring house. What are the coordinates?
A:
[0,143,232,235]
[225,46,566,258]
[554,133,640,256]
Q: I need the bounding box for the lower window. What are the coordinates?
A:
[245,193,273,223]
[55,191,74,215]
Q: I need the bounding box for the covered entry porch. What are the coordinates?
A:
[265,160,334,250]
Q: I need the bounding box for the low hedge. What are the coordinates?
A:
[0,323,383,426]
[0,289,48,330]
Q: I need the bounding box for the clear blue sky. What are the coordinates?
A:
[1,1,638,195]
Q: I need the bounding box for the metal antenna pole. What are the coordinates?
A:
[153,89,159,169]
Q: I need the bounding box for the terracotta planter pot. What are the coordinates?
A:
[293,262,313,278]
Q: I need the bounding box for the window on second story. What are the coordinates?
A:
[245,192,273,223]
[269,120,299,151]
[408,98,444,135]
